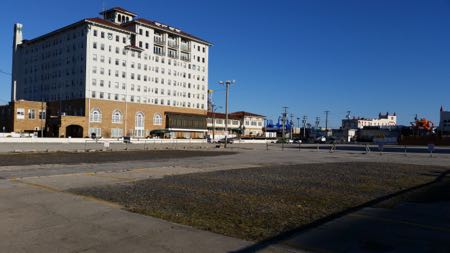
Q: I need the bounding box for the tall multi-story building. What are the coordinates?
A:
[10,7,211,138]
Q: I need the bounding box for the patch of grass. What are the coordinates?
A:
[70,162,446,241]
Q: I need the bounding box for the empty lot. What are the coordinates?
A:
[71,162,447,241]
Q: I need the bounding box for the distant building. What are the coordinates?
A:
[0,100,46,134]
[342,112,397,129]
[229,111,265,137]
[439,106,450,135]
[206,111,265,140]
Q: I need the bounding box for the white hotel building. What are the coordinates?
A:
[10,7,211,138]
[342,113,397,130]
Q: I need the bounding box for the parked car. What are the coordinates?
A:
[293,139,302,144]
[276,139,294,144]
[315,136,327,143]
[218,137,234,144]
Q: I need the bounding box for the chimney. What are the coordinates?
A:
[11,23,23,102]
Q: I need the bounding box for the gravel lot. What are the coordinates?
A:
[70,162,447,241]
[0,150,233,166]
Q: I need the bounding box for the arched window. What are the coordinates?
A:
[153,113,162,126]
[118,14,122,22]
[134,112,145,137]
[112,110,122,123]
[135,112,145,128]
[90,108,102,122]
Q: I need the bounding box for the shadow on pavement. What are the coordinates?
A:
[231,169,450,253]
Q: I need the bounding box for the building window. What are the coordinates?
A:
[153,113,162,126]
[111,128,123,138]
[28,109,35,119]
[135,112,145,137]
[89,128,102,137]
[39,111,46,120]
[16,108,25,120]
[154,46,163,55]
[90,108,102,122]
[112,110,123,123]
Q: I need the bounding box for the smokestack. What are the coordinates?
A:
[11,23,23,102]
[12,81,16,102]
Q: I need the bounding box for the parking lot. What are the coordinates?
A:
[0,145,449,252]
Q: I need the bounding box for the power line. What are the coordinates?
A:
[0,70,11,76]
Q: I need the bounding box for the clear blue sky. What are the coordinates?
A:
[1,0,449,127]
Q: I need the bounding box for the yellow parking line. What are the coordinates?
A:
[86,173,130,181]
[10,179,121,208]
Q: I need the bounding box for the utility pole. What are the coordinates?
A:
[290,113,294,139]
[219,80,235,148]
[282,107,288,141]
[324,110,330,132]
[40,97,44,138]
[211,104,221,142]
[302,115,307,139]
[296,117,300,136]
[315,117,320,129]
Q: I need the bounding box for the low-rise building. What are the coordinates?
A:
[0,100,46,135]
[206,111,265,140]
[229,111,265,137]
[439,106,450,135]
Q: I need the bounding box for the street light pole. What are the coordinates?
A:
[282,107,288,142]
[290,113,294,139]
[302,115,307,139]
[219,80,235,148]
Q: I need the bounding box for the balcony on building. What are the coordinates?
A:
[153,45,165,56]
[168,49,178,59]
[180,39,191,52]
[180,52,190,62]
[154,32,165,46]
[167,36,178,49]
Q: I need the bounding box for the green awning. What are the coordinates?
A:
[150,129,169,134]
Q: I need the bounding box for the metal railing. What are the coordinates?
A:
[154,37,165,45]
[167,41,179,49]
[180,44,191,52]
[180,55,191,62]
